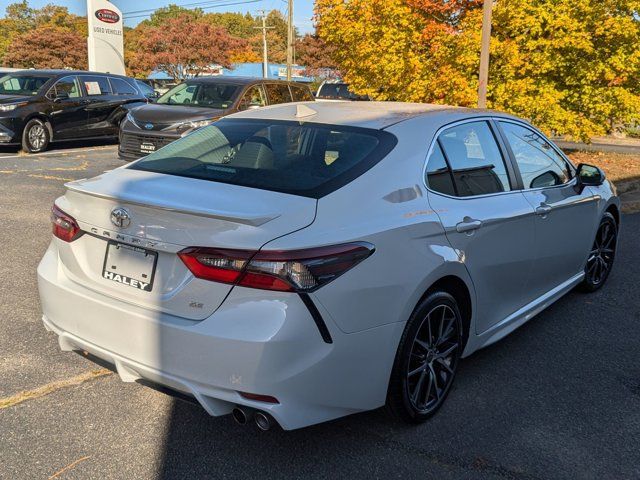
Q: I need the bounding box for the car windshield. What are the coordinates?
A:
[317,83,367,101]
[129,119,397,198]
[157,82,240,108]
[0,74,52,96]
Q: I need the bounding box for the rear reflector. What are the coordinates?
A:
[238,391,280,404]
[51,204,82,242]
[178,243,374,292]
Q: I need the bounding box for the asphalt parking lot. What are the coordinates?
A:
[1,143,639,480]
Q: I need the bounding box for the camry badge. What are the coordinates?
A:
[111,208,131,229]
[144,123,154,130]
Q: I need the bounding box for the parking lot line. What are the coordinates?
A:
[0,369,112,410]
[0,145,117,160]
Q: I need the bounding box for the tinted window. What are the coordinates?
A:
[110,77,137,95]
[317,83,367,101]
[82,75,112,96]
[129,119,397,198]
[238,85,266,111]
[500,122,572,189]
[291,85,314,101]
[157,82,239,108]
[425,143,456,196]
[54,76,81,98]
[0,74,51,95]
[135,80,155,96]
[265,83,292,105]
[438,122,511,197]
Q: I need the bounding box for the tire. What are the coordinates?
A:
[22,118,50,153]
[580,212,618,292]
[387,291,464,423]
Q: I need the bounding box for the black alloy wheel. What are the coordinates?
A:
[582,212,617,292]
[388,292,463,423]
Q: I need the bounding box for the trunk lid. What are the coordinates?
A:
[55,167,316,320]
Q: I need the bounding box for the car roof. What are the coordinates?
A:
[228,101,518,130]
[7,69,133,79]
[182,76,304,86]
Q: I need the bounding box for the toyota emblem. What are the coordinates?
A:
[111,207,131,228]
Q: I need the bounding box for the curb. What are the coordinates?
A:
[616,180,640,214]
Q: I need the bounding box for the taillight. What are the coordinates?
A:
[51,205,82,242]
[178,243,374,292]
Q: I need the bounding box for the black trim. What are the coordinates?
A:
[298,293,333,344]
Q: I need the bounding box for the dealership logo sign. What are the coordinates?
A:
[95,9,120,24]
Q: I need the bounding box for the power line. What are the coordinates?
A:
[123,0,240,16]
[124,0,262,20]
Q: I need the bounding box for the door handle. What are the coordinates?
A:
[456,219,483,233]
[535,203,553,216]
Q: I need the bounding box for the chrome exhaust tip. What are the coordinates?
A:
[232,407,248,425]
[254,411,272,431]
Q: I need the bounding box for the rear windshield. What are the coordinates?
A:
[129,119,397,198]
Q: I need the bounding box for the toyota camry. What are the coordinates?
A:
[38,102,620,430]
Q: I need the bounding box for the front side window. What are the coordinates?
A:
[426,121,511,197]
[265,83,292,105]
[53,76,81,99]
[0,74,52,96]
[157,82,239,109]
[82,75,112,96]
[110,77,137,95]
[500,122,572,189]
[238,85,266,111]
[129,119,397,198]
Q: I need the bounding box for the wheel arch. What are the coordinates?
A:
[23,113,53,140]
[416,274,473,350]
[605,203,620,226]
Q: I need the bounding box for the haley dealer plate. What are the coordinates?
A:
[102,241,158,292]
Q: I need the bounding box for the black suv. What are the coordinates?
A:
[0,70,149,153]
[119,76,314,160]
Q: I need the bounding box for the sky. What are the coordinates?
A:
[0,0,316,32]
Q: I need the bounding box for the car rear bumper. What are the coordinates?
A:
[38,241,402,429]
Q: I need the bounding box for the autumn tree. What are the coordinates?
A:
[3,25,87,69]
[296,34,338,76]
[316,0,640,139]
[131,14,249,80]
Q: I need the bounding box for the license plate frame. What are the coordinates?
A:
[140,142,156,153]
[102,241,158,292]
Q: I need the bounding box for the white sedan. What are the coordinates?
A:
[39,102,619,430]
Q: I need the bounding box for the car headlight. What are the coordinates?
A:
[0,103,24,112]
[125,111,140,128]
[185,120,214,129]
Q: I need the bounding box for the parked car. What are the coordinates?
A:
[0,70,148,153]
[39,102,620,430]
[118,77,315,160]
[316,81,369,101]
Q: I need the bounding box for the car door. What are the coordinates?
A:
[497,120,599,297]
[79,75,121,137]
[425,119,538,334]
[47,75,90,139]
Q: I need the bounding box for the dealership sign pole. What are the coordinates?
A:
[87,0,126,75]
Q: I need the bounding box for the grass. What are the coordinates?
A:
[567,151,640,185]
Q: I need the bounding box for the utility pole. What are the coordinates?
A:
[286,0,294,81]
[477,0,493,109]
[254,10,274,79]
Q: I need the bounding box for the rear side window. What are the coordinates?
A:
[82,75,112,96]
[110,77,137,95]
[265,84,292,105]
[499,122,572,189]
[129,119,397,198]
[426,121,511,197]
[291,85,314,101]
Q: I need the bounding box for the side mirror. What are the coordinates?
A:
[574,163,605,194]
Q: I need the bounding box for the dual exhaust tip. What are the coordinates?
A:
[232,406,273,431]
